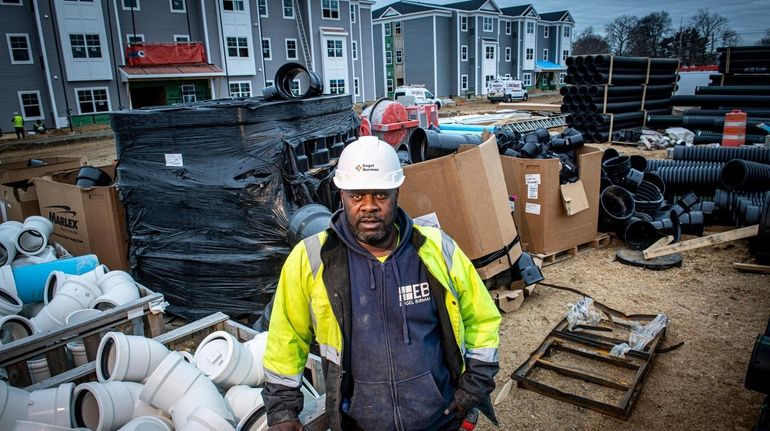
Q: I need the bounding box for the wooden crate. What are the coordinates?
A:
[0,284,165,388]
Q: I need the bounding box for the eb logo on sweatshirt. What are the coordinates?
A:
[398,282,430,306]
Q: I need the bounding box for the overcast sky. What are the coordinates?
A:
[374,0,768,44]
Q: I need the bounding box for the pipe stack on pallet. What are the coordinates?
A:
[561,54,679,143]
[711,45,770,85]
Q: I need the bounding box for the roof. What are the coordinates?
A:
[539,10,571,22]
[119,63,225,80]
[373,2,442,19]
[500,4,533,17]
[535,60,567,71]
[443,0,488,11]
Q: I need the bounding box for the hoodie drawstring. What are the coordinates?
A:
[367,260,376,290]
[391,262,411,344]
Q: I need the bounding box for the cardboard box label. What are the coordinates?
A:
[165,154,184,167]
[414,212,441,229]
[527,184,538,200]
[525,174,541,185]
[525,202,541,215]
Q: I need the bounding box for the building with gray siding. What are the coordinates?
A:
[1,0,375,131]
[372,1,574,98]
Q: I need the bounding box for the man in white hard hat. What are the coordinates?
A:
[262,136,501,431]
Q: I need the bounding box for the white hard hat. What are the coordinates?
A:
[333,136,404,190]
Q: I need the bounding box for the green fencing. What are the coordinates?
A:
[70,113,111,127]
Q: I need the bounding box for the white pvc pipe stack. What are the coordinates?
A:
[193,331,266,389]
[72,381,167,431]
[96,332,170,383]
[0,221,23,266]
[15,216,53,257]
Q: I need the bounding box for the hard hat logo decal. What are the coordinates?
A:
[360,164,379,172]
[355,165,363,171]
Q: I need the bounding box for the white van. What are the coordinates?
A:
[487,78,528,103]
[394,86,443,109]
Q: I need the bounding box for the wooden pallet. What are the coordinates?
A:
[534,234,612,267]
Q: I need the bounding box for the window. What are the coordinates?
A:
[485,45,494,60]
[326,39,343,57]
[505,47,511,62]
[385,50,392,65]
[18,91,42,119]
[542,49,548,61]
[229,81,251,97]
[461,45,467,61]
[559,73,565,85]
[394,22,401,35]
[564,27,570,37]
[258,0,268,16]
[544,27,549,38]
[562,50,569,62]
[523,73,531,86]
[526,21,534,34]
[285,39,297,60]
[505,21,511,35]
[386,79,394,93]
[262,38,271,59]
[291,80,300,96]
[350,4,356,23]
[6,34,32,64]
[122,0,139,10]
[354,78,359,96]
[70,34,102,58]
[384,22,391,37]
[322,0,339,19]
[329,79,345,94]
[223,0,243,11]
[265,79,274,86]
[485,75,494,89]
[226,37,249,57]
[526,48,533,60]
[174,34,190,42]
[1,0,23,5]
[126,34,144,45]
[461,75,468,91]
[483,17,493,32]
[460,16,467,32]
[170,0,184,12]
[283,0,294,18]
[180,84,196,103]
[352,41,358,60]
[76,88,109,114]
[395,49,402,64]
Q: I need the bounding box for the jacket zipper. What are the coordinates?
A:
[379,261,403,431]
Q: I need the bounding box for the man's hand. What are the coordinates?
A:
[443,397,469,419]
[268,420,303,431]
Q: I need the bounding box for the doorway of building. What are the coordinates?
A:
[130,86,167,109]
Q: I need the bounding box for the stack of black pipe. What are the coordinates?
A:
[562,54,679,143]
[710,45,770,85]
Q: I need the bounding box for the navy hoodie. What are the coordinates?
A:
[330,207,456,431]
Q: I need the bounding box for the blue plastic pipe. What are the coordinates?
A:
[438,123,495,133]
[5,254,100,303]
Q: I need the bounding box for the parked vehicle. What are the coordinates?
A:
[394,85,443,109]
[487,78,528,103]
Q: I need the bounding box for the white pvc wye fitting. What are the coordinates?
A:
[0,287,24,317]
[117,415,175,431]
[193,330,263,389]
[27,356,51,384]
[0,314,37,345]
[72,381,167,431]
[15,216,53,257]
[225,385,264,423]
[177,407,236,431]
[92,270,140,311]
[31,278,102,332]
[0,221,23,266]
[44,265,109,305]
[96,331,171,383]
[13,420,90,430]
[140,352,234,429]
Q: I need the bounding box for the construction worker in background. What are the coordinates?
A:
[12,112,25,140]
[33,120,46,134]
[262,136,501,431]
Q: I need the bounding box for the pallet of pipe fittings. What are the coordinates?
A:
[0,283,165,389]
[533,233,612,267]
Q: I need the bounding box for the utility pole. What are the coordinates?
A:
[678,17,683,63]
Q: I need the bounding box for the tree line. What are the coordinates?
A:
[571,9,765,65]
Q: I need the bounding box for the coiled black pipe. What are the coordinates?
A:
[673,144,770,163]
[655,165,723,196]
[646,159,725,172]
[683,109,770,117]
[695,86,770,96]
[721,159,770,191]
[693,133,768,146]
[670,95,770,108]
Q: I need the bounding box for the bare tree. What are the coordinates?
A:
[572,26,610,55]
[758,29,770,46]
[629,11,672,57]
[605,15,637,55]
[689,9,727,54]
[719,29,740,48]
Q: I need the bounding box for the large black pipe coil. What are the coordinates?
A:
[721,160,770,191]
[672,145,770,164]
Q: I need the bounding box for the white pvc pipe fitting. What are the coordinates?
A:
[117,415,175,431]
[27,356,51,384]
[0,287,24,317]
[31,279,102,332]
[140,352,234,429]
[177,407,236,431]
[0,380,33,429]
[92,270,140,310]
[66,309,104,367]
[235,404,268,431]
[193,331,263,388]
[96,331,170,383]
[0,380,73,429]
[13,420,89,430]
[0,314,37,345]
[15,216,53,257]
[72,381,166,431]
[225,385,264,423]
[44,265,109,305]
[0,221,23,266]
[177,350,196,365]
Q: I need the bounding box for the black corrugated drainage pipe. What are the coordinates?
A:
[683,109,770,117]
[721,159,770,191]
[645,159,725,172]
[633,180,664,215]
[693,133,768,146]
[600,186,636,225]
[655,165,723,196]
[643,172,666,196]
[673,146,770,164]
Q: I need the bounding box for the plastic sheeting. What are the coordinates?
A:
[112,95,359,321]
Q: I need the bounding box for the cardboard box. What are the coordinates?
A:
[501,146,602,254]
[490,288,524,313]
[399,136,522,280]
[0,157,87,223]
[33,165,129,270]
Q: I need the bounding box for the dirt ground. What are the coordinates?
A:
[1,95,768,430]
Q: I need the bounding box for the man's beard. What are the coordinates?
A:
[349,217,395,247]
